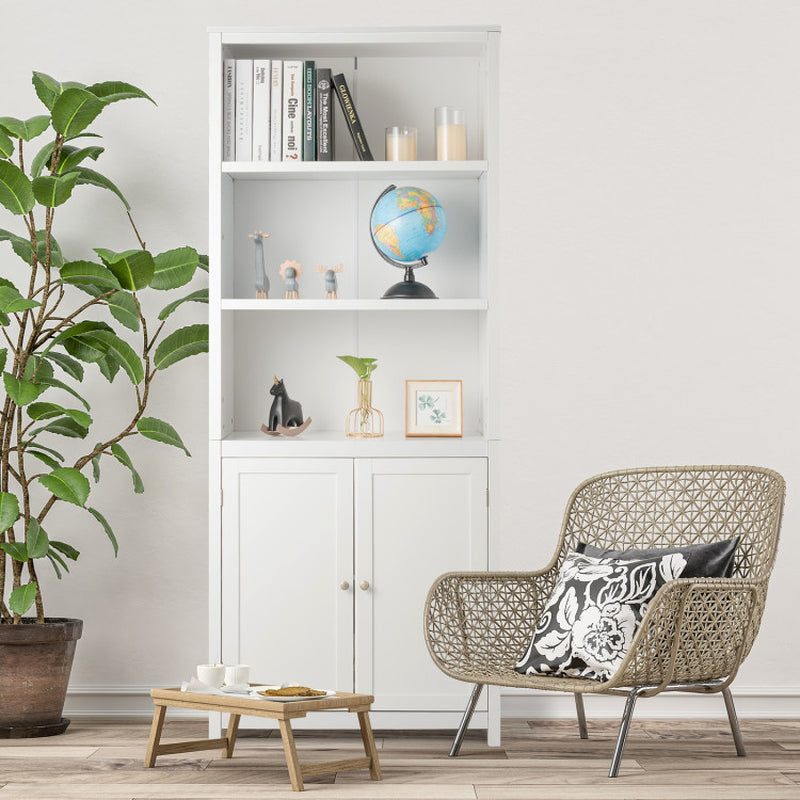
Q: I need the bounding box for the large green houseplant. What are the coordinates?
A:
[0,73,207,736]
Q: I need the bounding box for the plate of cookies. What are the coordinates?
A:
[251,684,335,701]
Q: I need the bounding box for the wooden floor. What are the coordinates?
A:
[0,717,799,799]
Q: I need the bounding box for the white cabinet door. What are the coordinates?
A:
[221,458,354,691]
[354,458,488,712]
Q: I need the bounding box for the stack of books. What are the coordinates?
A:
[222,59,373,162]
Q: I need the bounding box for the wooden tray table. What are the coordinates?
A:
[145,686,382,792]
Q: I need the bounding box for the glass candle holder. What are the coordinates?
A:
[345,380,384,438]
[385,126,417,161]
[435,106,467,160]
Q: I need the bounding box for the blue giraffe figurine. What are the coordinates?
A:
[249,231,270,298]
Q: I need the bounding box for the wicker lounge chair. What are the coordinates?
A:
[424,465,785,776]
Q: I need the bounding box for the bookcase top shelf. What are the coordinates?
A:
[221,161,489,181]
[220,299,489,312]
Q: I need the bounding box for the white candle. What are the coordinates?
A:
[435,107,467,161]
[385,126,417,161]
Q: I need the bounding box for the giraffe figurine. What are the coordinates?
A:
[279,259,302,299]
[249,231,270,299]
[316,263,344,299]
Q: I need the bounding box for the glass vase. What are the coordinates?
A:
[345,380,384,438]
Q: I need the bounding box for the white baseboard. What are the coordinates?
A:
[64,684,800,721]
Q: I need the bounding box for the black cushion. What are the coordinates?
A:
[575,536,739,578]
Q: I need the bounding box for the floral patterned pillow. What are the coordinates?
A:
[515,551,688,680]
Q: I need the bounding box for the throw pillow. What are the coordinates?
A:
[575,536,739,578]
[515,551,687,681]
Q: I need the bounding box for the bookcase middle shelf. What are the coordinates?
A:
[221,160,489,181]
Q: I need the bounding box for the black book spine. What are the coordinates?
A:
[332,73,373,161]
[303,61,316,161]
[316,68,334,161]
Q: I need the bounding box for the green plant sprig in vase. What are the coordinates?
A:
[337,355,383,438]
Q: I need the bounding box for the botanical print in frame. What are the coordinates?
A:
[405,380,463,437]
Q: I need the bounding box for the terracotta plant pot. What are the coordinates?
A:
[0,618,83,738]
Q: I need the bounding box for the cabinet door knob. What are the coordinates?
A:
[339,580,350,591]
[359,580,370,591]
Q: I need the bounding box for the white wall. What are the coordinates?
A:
[2,0,798,717]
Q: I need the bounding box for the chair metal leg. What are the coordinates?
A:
[574,693,588,739]
[609,687,645,778]
[449,683,484,757]
[722,686,746,757]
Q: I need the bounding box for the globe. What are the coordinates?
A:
[369,185,447,298]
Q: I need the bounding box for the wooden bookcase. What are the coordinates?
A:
[208,26,501,742]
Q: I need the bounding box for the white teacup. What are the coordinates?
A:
[197,663,225,688]
[225,664,250,686]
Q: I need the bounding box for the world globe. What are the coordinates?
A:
[369,185,447,298]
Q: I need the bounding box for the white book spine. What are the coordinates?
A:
[222,59,235,161]
[282,60,303,161]
[252,60,271,162]
[235,58,253,162]
[269,61,283,162]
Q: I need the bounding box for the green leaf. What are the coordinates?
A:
[85,81,155,106]
[56,145,104,175]
[154,324,208,371]
[51,540,79,561]
[90,330,144,384]
[106,290,140,331]
[30,140,56,178]
[0,160,35,215]
[151,246,199,290]
[45,351,84,382]
[0,129,13,158]
[3,373,44,406]
[32,172,80,208]
[110,442,144,493]
[55,320,114,364]
[197,253,209,272]
[23,354,53,383]
[0,492,20,532]
[32,72,85,110]
[26,518,50,559]
[2,228,65,268]
[0,115,50,141]
[91,445,103,483]
[137,417,190,456]
[38,467,90,507]
[27,401,67,421]
[9,582,38,615]
[51,88,105,139]
[1,542,28,562]
[0,349,6,373]
[23,441,65,462]
[95,248,154,290]
[31,417,89,440]
[73,166,129,210]
[8,581,39,616]
[337,355,378,380]
[60,260,121,290]
[47,551,66,579]
[86,506,118,556]
[96,353,121,383]
[158,288,209,321]
[28,449,62,470]
[34,376,91,411]
[0,285,40,314]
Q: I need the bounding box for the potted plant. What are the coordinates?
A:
[0,72,208,737]
[337,355,383,438]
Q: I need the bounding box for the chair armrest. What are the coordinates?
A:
[610,577,766,691]
[424,568,559,681]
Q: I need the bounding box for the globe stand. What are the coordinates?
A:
[381,262,437,299]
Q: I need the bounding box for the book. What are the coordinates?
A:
[252,60,271,161]
[222,59,235,161]
[332,73,373,161]
[303,61,316,161]
[234,59,253,161]
[316,68,334,161]
[269,60,283,161]
[282,60,303,161]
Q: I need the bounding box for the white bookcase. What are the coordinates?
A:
[208,26,501,741]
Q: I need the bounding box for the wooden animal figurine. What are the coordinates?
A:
[316,263,343,299]
[267,376,305,430]
[249,231,270,299]
[279,259,302,299]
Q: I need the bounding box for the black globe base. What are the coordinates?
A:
[381,266,437,299]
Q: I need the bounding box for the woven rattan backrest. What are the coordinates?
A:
[559,466,785,580]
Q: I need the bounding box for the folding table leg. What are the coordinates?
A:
[357,710,382,780]
[144,704,167,768]
[278,718,304,791]
[223,713,241,758]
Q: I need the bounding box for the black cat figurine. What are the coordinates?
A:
[267,376,304,430]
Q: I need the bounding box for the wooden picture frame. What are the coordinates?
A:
[405,380,463,437]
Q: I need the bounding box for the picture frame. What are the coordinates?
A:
[405,380,463,437]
